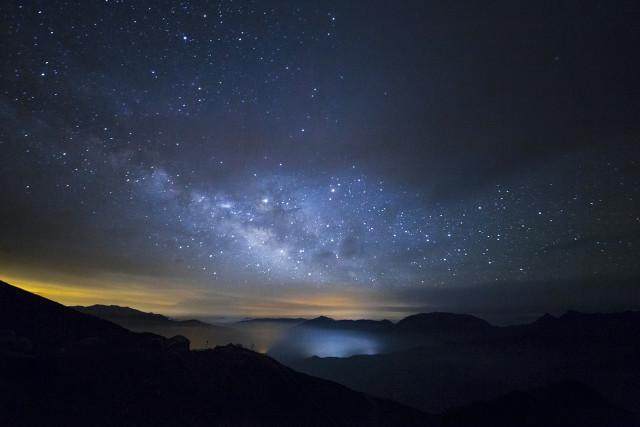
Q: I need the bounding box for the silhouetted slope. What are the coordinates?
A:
[73,305,308,352]
[287,310,640,417]
[238,317,307,323]
[0,281,139,351]
[2,280,636,426]
[275,310,640,362]
[396,312,492,338]
[72,304,210,328]
[269,312,495,361]
[72,304,245,349]
[0,280,431,426]
[443,381,638,427]
[301,316,394,333]
[522,310,640,343]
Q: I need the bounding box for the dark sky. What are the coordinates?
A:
[1,0,639,320]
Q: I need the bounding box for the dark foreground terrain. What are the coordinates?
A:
[272,311,640,418]
[0,280,429,426]
[1,280,637,426]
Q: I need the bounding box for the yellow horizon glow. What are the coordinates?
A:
[0,273,195,313]
[0,271,413,320]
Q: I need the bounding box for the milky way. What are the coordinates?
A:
[1,1,639,318]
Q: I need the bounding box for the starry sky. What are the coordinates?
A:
[1,0,639,321]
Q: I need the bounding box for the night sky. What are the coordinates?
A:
[1,1,639,320]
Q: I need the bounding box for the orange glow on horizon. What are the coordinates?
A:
[0,272,413,320]
[0,273,193,314]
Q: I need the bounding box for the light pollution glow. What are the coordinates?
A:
[0,270,419,320]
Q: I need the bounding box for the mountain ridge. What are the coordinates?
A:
[2,280,637,426]
[72,304,211,327]
[0,280,432,426]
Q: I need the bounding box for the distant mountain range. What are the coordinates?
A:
[72,304,303,351]
[270,310,640,417]
[2,280,637,426]
[72,304,306,328]
[0,280,429,426]
[238,317,307,324]
[72,304,211,328]
[442,380,637,427]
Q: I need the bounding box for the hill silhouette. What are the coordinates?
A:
[238,317,307,324]
[396,312,493,338]
[273,310,640,417]
[268,312,495,361]
[442,381,638,427]
[0,280,432,426]
[1,280,637,426]
[72,304,211,328]
[71,304,242,349]
[72,304,306,352]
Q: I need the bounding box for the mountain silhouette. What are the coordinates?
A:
[268,312,498,362]
[0,282,141,351]
[442,380,638,427]
[302,316,395,332]
[2,280,637,426]
[72,304,211,328]
[72,304,307,352]
[71,304,241,349]
[0,280,433,426]
[238,317,307,324]
[396,312,492,336]
[278,310,640,418]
